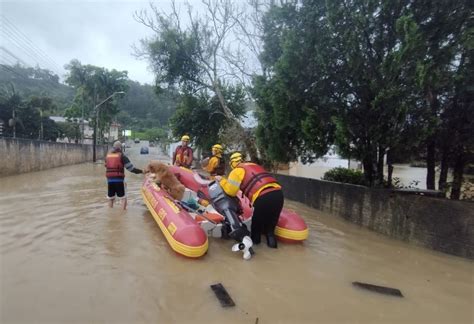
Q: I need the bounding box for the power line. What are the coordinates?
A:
[1,26,60,75]
[0,31,54,71]
[1,15,63,72]
[0,16,63,73]
[0,63,60,95]
[0,64,29,81]
[0,46,28,66]
[0,56,16,66]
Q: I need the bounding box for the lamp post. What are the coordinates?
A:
[92,91,125,162]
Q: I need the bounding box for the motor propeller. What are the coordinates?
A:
[231,236,254,260]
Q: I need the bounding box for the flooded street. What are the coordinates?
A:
[0,145,472,323]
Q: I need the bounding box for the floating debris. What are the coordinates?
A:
[210,283,236,307]
[352,281,404,297]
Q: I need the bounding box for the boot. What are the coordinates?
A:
[266,234,278,248]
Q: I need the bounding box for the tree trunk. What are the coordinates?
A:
[376,145,385,186]
[387,149,394,188]
[362,157,374,186]
[426,139,436,190]
[438,147,449,193]
[425,88,439,190]
[450,152,465,200]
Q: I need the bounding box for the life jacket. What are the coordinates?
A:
[174,145,193,167]
[240,163,279,200]
[105,153,124,178]
[211,155,225,176]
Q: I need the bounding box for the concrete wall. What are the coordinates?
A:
[274,174,474,259]
[0,138,108,177]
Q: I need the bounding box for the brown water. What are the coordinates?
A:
[1,144,473,323]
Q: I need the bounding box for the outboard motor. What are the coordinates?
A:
[207,181,254,260]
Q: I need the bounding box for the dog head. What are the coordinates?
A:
[146,161,169,175]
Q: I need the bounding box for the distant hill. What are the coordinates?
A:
[116,80,178,130]
[0,64,75,114]
[0,64,178,130]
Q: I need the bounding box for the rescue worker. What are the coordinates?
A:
[216,152,283,248]
[172,135,193,168]
[202,144,225,179]
[105,140,143,210]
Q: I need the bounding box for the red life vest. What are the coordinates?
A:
[240,163,279,200]
[174,145,193,167]
[105,153,125,178]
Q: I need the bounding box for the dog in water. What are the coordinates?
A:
[144,161,185,201]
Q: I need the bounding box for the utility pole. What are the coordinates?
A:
[81,104,84,144]
[92,91,125,162]
[93,107,98,162]
[38,107,43,140]
[12,107,16,139]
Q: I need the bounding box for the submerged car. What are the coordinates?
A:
[140,146,149,154]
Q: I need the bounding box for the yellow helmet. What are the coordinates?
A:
[181,135,190,142]
[212,144,223,152]
[229,152,243,169]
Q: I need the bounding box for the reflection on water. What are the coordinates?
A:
[1,145,472,323]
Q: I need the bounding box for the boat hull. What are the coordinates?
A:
[141,178,208,258]
[170,166,309,243]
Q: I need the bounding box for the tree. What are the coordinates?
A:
[253,0,472,192]
[116,80,178,131]
[64,59,128,143]
[254,0,416,185]
[0,64,74,114]
[0,85,59,141]
[135,0,259,159]
[56,121,81,143]
[397,0,472,190]
[170,84,247,151]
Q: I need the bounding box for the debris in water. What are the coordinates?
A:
[352,281,403,297]
[210,283,235,307]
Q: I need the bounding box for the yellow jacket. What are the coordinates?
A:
[205,156,220,174]
[219,165,280,203]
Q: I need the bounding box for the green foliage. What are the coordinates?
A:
[143,25,201,92]
[137,1,261,159]
[0,85,59,141]
[56,122,81,143]
[1,62,175,143]
[170,84,247,150]
[254,0,472,192]
[133,127,168,142]
[0,64,74,113]
[116,80,178,131]
[322,167,367,186]
[64,59,128,141]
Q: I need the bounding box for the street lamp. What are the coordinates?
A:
[92,91,125,162]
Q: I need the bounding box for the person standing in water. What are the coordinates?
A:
[105,141,143,210]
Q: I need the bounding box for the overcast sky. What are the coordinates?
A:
[0,0,183,84]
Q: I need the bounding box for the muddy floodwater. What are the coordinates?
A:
[1,144,473,323]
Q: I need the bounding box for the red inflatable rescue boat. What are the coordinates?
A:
[169,166,309,243]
